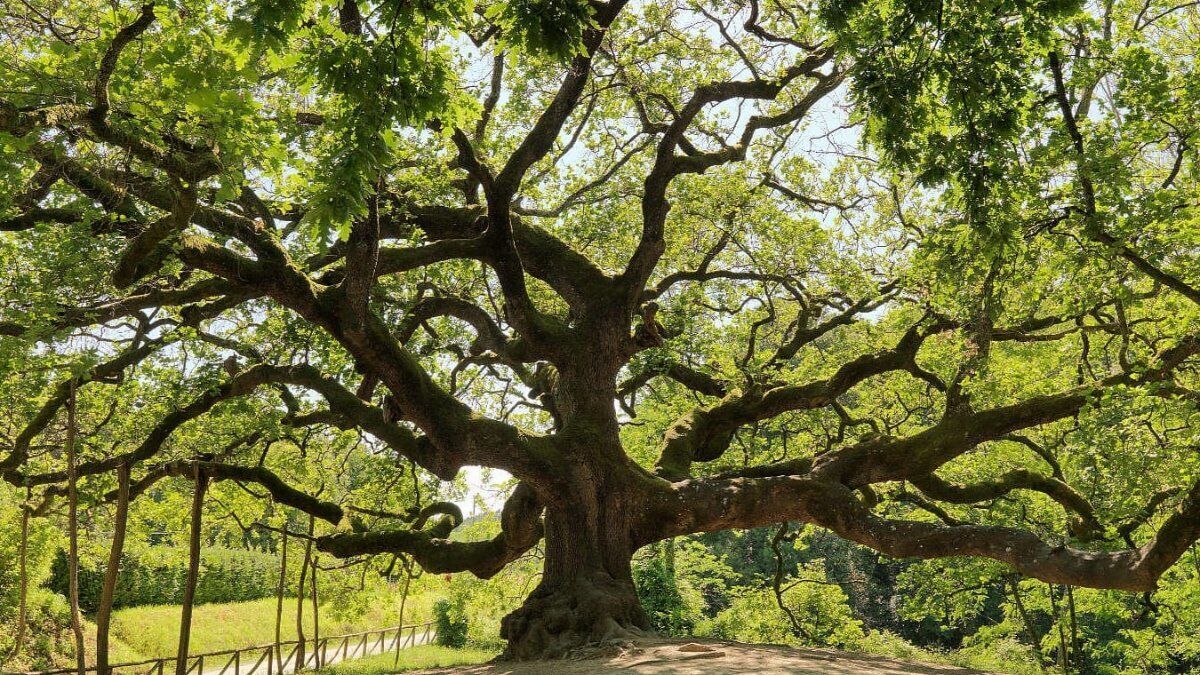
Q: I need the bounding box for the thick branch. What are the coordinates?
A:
[623,49,839,299]
[655,321,937,479]
[649,475,1200,592]
[910,470,1102,538]
[811,335,1200,486]
[318,482,543,579]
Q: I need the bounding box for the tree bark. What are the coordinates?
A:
[295,515,314,673]
[275,522,288,674]
[8,486,30,659]
[66,380,86,675]
[499,482,648,660]
[176,465,208,675]
[309,552,320,668]
[392,558,412,667]
[97,462,131,675]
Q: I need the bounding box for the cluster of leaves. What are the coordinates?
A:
[487,0,594,59]
[632,542,692,635]
[433,597,470,648]
[824,0,1081,230]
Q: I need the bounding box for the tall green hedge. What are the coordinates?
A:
[48,546,294,613]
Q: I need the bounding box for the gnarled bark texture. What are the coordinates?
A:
[500,502,648,659]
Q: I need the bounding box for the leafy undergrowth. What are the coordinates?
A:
[308,645,496,674]
[110,592,437,660]
[0,591,143,671]
[850,630,1041,674]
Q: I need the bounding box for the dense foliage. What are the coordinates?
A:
[627,527,1200,673]
[433,598,470,649]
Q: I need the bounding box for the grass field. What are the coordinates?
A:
[109,593,437,660]
[309,645,496,674]
[3,590,443,671]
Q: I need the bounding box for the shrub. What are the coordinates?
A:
[633,555,692,636]
[0,588,89,670]
[433,598,468,648]
[696,563,865,650]
[0,485,58,619]
[48,545,291,612]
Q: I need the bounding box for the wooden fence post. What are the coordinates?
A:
[392,559,412,667]
[66,379,86,675]
[97,461,131,675]
[309,556,320,668]
[7,484,31,660]
[295,516,313,674]
[274,523,288,674]
[176,465,208,675]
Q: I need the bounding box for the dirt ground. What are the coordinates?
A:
[409,639,992,674]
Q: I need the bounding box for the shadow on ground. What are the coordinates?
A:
[409,639,990,675]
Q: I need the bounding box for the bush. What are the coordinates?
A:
[1,485,58,619]
[696,563,865,650]
[634,555,692,636]
[433,598,468,648]
[48,545,290,612]
[0,589,71,669]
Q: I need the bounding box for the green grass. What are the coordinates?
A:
[310,645,496,674]
[109,594,432,661]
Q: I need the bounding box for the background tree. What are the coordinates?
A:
[1,0,1198,661]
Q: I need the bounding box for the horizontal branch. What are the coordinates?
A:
[655,321,938,479]
[812,335,1200,486]
[911,470,1102,539]
[618,361,727,401]
[649,475,1200,592]
[318,482,543,579]
[147,459,521,580]
[5,364,467,487]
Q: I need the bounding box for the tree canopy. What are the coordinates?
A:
[1,0,1198,660]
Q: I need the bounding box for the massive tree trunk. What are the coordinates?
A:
[499,464,649,660]
[496,365,654,659]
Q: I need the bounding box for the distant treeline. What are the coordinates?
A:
[48,546,293,613]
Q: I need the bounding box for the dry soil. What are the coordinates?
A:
[408,638,992,675]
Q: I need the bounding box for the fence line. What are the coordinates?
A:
[3,622,435,675]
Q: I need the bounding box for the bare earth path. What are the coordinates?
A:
[410,639,993,675]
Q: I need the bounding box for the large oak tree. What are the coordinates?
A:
[2,0,1199,659]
